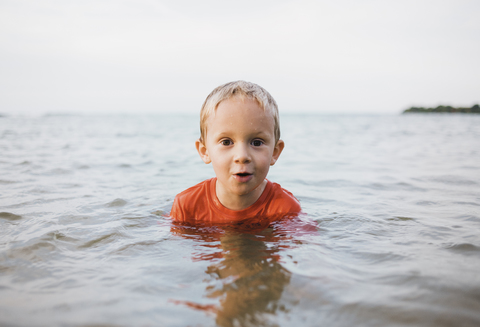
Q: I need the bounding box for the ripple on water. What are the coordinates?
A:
[416,201,438,206]
[111,240,162,256]
[121,216,153,228]
[430,175,478,186]
[78,231,126,249]
[445,243,480,256]
[46,168,72,175]
[453,201,480,207]
[106,198,127,207]
[0,179,17,184]
[459,215,480,223]
[18,160,32,165]
[352,250,408,266]
[0,212,22,221]
[8,240,57,263]
[386,216,416,222]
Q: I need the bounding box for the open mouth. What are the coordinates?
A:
[234,172,253,182]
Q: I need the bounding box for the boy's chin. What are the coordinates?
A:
[231,180,265,195]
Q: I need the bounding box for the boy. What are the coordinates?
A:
[170,81,301,224]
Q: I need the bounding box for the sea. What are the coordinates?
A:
[1,113,479,327]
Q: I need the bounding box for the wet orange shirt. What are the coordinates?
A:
[170,178,301,225]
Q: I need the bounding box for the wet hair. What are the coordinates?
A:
[199,80,280,143]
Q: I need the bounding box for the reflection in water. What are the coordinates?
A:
[171,222,305,327]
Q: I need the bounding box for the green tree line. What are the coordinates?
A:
[403,104,480,113]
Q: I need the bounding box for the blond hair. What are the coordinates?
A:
[199,80,280,143]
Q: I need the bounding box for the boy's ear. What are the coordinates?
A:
[270,140,285,166]
[195,139,211,164]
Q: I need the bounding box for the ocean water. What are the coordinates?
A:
[0,113,479,327]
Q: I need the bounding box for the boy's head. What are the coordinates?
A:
[199,80,280,143]
[195,81,285,210]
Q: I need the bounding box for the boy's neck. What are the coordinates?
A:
[215,179,268,211]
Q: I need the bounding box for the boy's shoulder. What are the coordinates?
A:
[267,181,301,213]
[170,178,214,221]
[174,178,213,204]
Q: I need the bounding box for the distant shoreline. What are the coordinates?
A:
[403,104,480,114]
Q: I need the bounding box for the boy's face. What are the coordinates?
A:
[196,96,284,210]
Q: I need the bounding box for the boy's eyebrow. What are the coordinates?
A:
[212,130,272,139]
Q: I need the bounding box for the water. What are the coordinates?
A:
[1,113,479,326]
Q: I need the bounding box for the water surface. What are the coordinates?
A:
[1,113,479,326]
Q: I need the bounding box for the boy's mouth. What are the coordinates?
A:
[234,172,253,183]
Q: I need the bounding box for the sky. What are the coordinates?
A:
[1,0,479,115]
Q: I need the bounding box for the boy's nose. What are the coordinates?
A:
[234,144,251,163]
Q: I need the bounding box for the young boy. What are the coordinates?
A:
[170,81,301,224]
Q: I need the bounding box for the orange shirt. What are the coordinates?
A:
[170,178,301,226]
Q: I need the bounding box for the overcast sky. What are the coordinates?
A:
[1,0,479,115]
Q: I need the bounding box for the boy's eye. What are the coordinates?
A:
[221,140,232,146]
[251,140,263,147]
